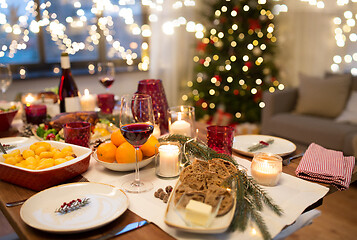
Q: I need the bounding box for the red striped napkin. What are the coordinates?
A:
[295,143,355,190]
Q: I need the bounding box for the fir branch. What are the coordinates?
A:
[247,201,272,240]
[245,175,284,216]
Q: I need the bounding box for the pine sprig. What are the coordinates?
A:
[160,134,283,239]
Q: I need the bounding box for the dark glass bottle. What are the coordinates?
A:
[58,52,81,113]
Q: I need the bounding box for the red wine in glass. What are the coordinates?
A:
[120,93,155,193]
[99,77,114,89]
[121,123,154,147]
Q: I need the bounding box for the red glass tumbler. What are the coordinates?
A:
[206,125,235,155]
[97,93,115,114]
[25,104,47,125]
[63,122,91,148]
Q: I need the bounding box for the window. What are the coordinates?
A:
[0,0,145,79]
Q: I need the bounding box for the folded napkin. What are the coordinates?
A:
[295,143,355,190]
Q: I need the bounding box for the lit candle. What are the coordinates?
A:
[80,89,96,111]
[158,144,180,177]
[170,113,192,137]
[22,93,36,106]
[251,153,282,186]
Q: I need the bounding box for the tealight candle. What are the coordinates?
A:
[169,113,192,137]
[251,152,282,186]
[155,142,181,178]
[80,89,96,111]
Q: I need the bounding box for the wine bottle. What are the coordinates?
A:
[58,52,81,113]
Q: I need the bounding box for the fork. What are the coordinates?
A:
[0,142,7,154]
[283,152,305,166]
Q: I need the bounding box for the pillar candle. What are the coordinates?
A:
[80,89,96,111]
[158,144,180,177]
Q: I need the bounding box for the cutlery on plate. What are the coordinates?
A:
[283,152,305,166]
[95,220,150,240]
[6,199,27,207]
[0,142,7,154]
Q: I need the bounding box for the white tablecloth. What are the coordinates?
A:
[83,155,329,240]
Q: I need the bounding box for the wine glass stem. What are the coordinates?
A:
[134,147,140,185]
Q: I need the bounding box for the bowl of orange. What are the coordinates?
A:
[92,129,158,171]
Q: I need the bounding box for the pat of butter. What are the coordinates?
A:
[185,199,212,226]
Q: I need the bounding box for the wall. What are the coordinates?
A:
[275,10,336,87]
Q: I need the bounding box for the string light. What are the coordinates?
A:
[2,0,356,78]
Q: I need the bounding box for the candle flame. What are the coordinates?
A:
[84,89,90,96]
[25,94,35,104]
[178,112,182,121]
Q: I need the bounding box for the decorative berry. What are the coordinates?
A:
[55,198,90,214]
[165,186,173,193]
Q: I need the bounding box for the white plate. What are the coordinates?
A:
[20,182,128,233]
[164,180,236,234]
[0,137,37,148]
[92,149,154,171]
[232,134,296,157]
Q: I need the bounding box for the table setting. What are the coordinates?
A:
[0,78,356,240]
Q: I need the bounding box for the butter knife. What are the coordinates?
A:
[95,220,150,240]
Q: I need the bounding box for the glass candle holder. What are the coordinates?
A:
[168,106,195,137]
[251,152,282,186]
[24,104,47,125]
[97,93,115,114]
[155,141,181,178]
[206,125,234,155]
[63,122,91,148]
[137,79,169,135]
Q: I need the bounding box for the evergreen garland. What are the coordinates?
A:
[159,134,283,240]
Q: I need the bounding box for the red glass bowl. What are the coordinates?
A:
[0,141,92,191]
[0,109,18,132]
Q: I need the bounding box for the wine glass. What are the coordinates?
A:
[0,64,12,100]
[120,93,155,193]
[97,62,115,92]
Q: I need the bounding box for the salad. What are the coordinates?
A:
[36,123,63,141]
[0,105,18,113]
[35,119,117,141]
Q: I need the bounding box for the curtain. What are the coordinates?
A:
[148,2,197,107]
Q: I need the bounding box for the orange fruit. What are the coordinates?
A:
[140,135,159,157]
[116,142,143,164]
[111,129,127,147]
[97,142,117,163]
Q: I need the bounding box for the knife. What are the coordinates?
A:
[95,220,150,240]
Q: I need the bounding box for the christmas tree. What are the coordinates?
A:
[187,0,280,125]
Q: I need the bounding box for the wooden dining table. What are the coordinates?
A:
[0,121,356,240]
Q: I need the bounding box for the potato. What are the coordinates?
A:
[2,142,77,170]
[23,149,35,159]
[5,157,18,165]
[39,151,54,159]
[55,158,67,165]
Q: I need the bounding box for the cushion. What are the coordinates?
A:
[295,74,351,118]
[335,91,357,124]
